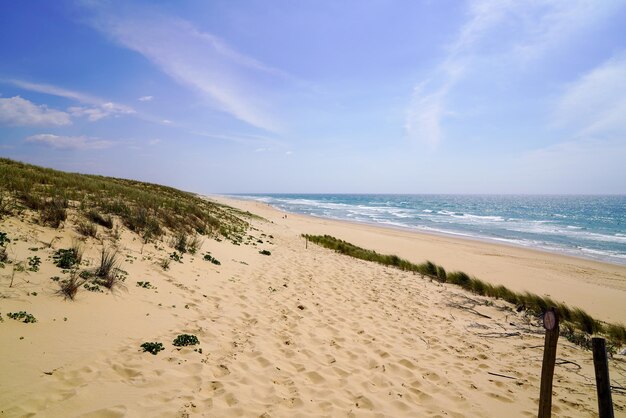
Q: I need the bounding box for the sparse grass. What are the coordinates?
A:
[0,158,248,238]
[95,247,121,289]
[56,272,83,300]
[87,210,113,229]
[303,234,626,346]
[173,334,199,347]
[77,221,98,238]
[187,234,203,255]
[159,257,171,271]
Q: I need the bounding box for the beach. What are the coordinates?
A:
[0,195,624,417]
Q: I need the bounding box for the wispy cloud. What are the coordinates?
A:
[5,78,135,121]
[25,133,113,149]
[405,0,622,146]
[138,95,153,102]
[554,54,626,138]
[0,96,71,126]
[84,7,288,132]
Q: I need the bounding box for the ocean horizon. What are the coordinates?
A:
[232,194,626,266]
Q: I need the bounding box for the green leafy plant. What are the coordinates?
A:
[0,231,10,247]
[27,255,41,272]
[141,341,164,355]
[203,253,221,265]
[53,247,82,269]
[7,311,37,323]
[136,281,153,289]
[172,334,199,347]
[169,252,183,263]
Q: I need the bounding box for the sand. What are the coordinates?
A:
[0,197,624,417]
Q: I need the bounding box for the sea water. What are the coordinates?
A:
[233,194,626,265]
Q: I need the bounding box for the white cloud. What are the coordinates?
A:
[5,79,135,121]
[25,134,113,149]
[86,9,286,132]
[554,54,626,138]
[139,95,153,101]
[0,96,71,126]
[405,0,623,146]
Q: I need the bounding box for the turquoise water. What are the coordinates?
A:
[234,194,626,265]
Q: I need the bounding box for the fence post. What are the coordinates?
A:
[538,307,559,418]
[592,337,614,418]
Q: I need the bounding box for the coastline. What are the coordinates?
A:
[212,195,626,324]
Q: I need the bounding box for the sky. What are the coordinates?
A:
[1,0,626,194]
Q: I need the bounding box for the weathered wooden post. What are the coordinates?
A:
[592,337,614,418]
[538,307,559,418]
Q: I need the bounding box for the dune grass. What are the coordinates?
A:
[0,158,248,239]
[303,234,626,347]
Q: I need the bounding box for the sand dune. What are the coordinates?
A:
[1,198,624,417]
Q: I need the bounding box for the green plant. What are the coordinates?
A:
[172,334,199,347]
[27,256,41,272]
[0,232,10,247]
[53,245,82,269]
[136,281,153,289]
[169,252,182,263]
[141,341,164,355]
[83,282,103,293]
[7,311,37,323]
[203,253,221,265]
[259,250,271,256]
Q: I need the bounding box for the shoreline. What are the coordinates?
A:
[221,194,626,267]
[212,194,626,324]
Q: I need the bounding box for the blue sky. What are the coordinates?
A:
[1,0,626,194]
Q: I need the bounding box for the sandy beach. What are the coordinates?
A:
[1,195,624,417]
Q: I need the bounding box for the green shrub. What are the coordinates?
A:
[172,334,199,347]
[141,341,164,355]
[7,311,37,323]
[203,253,221,265]
[53,247,82,269]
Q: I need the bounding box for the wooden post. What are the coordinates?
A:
[306,236,308,249]
[538,307,559,418]
[592,337,614,418]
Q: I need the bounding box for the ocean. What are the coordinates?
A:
[233,194,626,265]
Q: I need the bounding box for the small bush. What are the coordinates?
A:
[141,341,164,355]
[173,334,199,347]
[173,232,188,254]
[187,234,203,255]
[7,311,37,323]
[77,221,98,238]
[259,250,271,256]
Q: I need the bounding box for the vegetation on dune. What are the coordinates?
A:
[0,158,248,239]
[303,234,626,348]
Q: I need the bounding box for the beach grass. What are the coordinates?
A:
[303,234,626,347]
[0,158,248,239]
